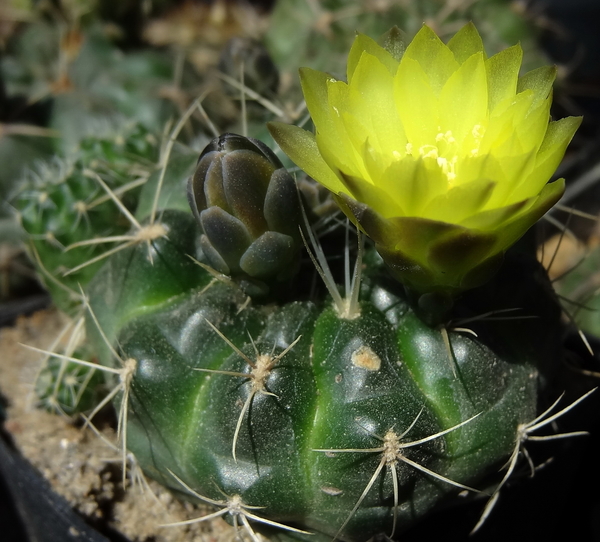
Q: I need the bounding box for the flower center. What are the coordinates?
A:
[470,124,485,156]
[398,125,487,187]
[409,129,460,186]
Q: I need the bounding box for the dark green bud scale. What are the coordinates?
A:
[188,133,302,286]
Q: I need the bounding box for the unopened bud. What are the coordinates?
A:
[188,133,301,283]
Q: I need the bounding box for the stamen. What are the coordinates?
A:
[472,124,484,139]
[419,145,438,159]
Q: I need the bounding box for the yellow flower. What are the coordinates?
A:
[269,23,581,296]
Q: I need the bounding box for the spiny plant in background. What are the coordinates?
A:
[15,126,159,312]
[536,207,600,380]
[12,14,600,542]
[11,123,161,414]
[0,0,202,314]
[1,0,285,315]
[264,0,548,112]
[14,103,208,416]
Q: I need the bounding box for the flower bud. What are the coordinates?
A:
[188,133,301,283]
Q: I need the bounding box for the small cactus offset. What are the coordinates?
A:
[35,345,104,415]
[15,125,160,314]
[12,11,598,542]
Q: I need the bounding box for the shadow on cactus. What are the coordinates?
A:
[22,22,597,542]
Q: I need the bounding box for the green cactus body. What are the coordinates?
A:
[35,350,105,415]
[15,128,159,313]
[84,206,560,541]
[16,160,128,312]
[554,244,600,343]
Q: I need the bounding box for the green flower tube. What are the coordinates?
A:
[270,23,581,296]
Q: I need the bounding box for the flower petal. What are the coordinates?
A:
[485,149,537,207]
[340,110,373,163]
[403,25,458,94]
[421,178,496,223]
[349,51,406,159]
[517,65,556,108]
[341,171,405,218]
[489,178,565,249]
[267,121,347,194]
[439,51,487,145]
[300,67,336,140]
[510,116,581,200]
[374,156,440,216]
[538,116,583,157]
[347,33,399,82]
[325,79,370,178]
[462,178,564,233]
[485,44,523,113]
[447,22,486,63]
[458,152,503,186]
[515,95,551,154]
[394,57,439,148]
[479,90,534,155]
[460,198,531,231]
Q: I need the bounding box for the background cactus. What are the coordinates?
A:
[14,125,160,313]
[2,1,600,541]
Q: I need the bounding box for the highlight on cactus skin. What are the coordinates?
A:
[12,16,599,542]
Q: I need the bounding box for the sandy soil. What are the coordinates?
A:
[0,309,232,542]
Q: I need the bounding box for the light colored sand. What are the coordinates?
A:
[0,309,233,542]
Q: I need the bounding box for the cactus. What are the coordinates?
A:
[552,238,600,350]
[8,4,598,542]
[28,147,586,539]
[35,345,104,416]
[14,125,160,314]
[83,208,569,541]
